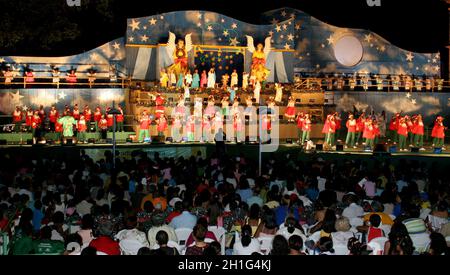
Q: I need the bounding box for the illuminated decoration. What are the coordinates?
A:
[333,36,364,67]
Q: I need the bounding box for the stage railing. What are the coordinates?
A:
[0,75,132,89]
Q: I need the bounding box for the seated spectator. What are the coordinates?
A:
[185,224,209,255]
[384,221,415,255]
[402,217,430,253]
[342,193,364,219]
[115,214,149,249]
[331,216,354,248]
[425,232,448,256]
[77,214,94,247]
[89,223,121,255]
[269,235,289,255]
[137,247,152,255]
[233,225,261,255]
[11,223,34,255]
[288,235,306,255]
[203,241,221,255]
[185,217,217,247]
[317,236,335,255]
[169,200,197,230]
[150,230,179,255]
[147,210,178,249]
[255,207,278,238]
[426,201,448,232]
[165,200,182,224]
[246,185,264,208]
[63,233,83,255]
[274,195,299,227]
[362,200,394,226]
[243,204,262,237]
[276,216,306,242]
[33,226,65,255]
[366,214,385,242]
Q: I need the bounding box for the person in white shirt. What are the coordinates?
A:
[331,217,354,248]
[276,217,307,243]
[148,215,178,248]
[233,225,261,255]
[115,215,150,249]
[76,195,93,217]
[342,194,364,219]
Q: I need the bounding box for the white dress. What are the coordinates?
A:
[275,86,283,102]
[230,73,238,87]
[253,82,261,104]
[242,73,249,89]
[207,72,216,88]
[185,73,193,86]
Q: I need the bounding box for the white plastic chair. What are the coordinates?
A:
[96,251,108,255]
[175,228,193,253]
[427,214,448,232]
[258,236,274,255]
[367,237,388,255]
[208,226,226,255]
[306,231,321,244]
[349,217,364,227]
[333,244,349,255]
[119,239,145,255]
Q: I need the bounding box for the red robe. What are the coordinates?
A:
[49,110,59,123]
[106,113,114,127]
[431,121,445,139]
[98,118,108,130]
[346,119,357,133]
[94,111,102,122]
[296,117,304,129]
[84,109,92,121]
[157,119,167,132]
[116,109,124,122]
[72,109,80,120]
[31,116,41,129]
[12,110,22,122]
[413,121,424,135]
[26,111,33,126]
[363,124,375,139]
[397,122,408,137]
[302,119,311,132]
[77,120,87,132]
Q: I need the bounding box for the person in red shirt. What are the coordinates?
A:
[88,225,120,255]
[431,116,446,149]
[31,111,42,144]
[323,114,336,148]
[38,105,46,122]
[26,109,34,132]
[345,114,357,148]
[94,106,102,132]
[12,106,23,133]
[55,120,63,143]
[388,113,400,144]
[363,118,375,149]
[413,114,425,150]
[334,112,342,141]
[156,114,168,137]
[116,105,124,132]
[138,110,151,142]
[106,107,114,132]
[98,115,108,140]
[83,105,92,132]
[49,106,59,132]
[155,93,165,119]
[397,117,409,151]
[66,69,77,85]
[355,113,365,146]
[72,104,80,120]
[301,113,312,144]
[296,112,304,144]
[77,115,88,143]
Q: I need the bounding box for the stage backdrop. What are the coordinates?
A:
[0,89,126,115]
[125,11,295,82]
[262,8,441,77]
[325,91,450,124]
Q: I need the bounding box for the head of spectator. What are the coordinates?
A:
[270,235,289,255]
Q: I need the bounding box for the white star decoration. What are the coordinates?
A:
[411,99,417,105]
[432,58,437,63]
[197,13,202,19]
[271,18,279,24]
[364,34,373,43]
[128,36,134,42]
[141,35,149,42]
[90,53,99,61]
[231,23,237,29]
[281,10,287,17]
[295,24,301,30]
[229,37,239,46]
[0,58,5,63]
[197,22,202,27]
[10,91,24,104]
[406,52,414,62]
[112,42,121,50]
[223,30,229,37]
[129,19,140,31]
[282,24,287,30]
[207,25,213,31]
[58,91,67,100]
[406,92,411,98]
[149,18,157,25]
[284,43,291,50]
[287,34,294,41]
[434,65,440,71]
[275,25,281,32]
[205,18,210,23]
[379,45,386,52]
[326,35,334,45]
[22,105,28,111]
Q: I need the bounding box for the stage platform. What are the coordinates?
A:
[0,141,449,165]
[0,132,135,143]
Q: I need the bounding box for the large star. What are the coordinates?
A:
[58,91,67,100]
[406,52,414,62]
[141,35,149,42]
[149,18,157,25]
[364,33,373,43]
[112,42,121,50]
[284,43,291,50]
[10,91,24,105]
[223,30,229,37]
[326,35,335,45]
[275,25,281,32]
[207,25,213,31]
[231,23,237,29]
[229,37,240,46]
[129,19,140,31]
[287,33,294,41]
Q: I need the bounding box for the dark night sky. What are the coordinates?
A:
[2,0,448,55]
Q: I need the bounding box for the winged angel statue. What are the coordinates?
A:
[246,35,271,83]
[166,31,193,76]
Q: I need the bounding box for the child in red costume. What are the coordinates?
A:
[431,116,446,149]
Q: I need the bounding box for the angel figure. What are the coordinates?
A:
[246,35,271,83]
[166,31,193,77]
